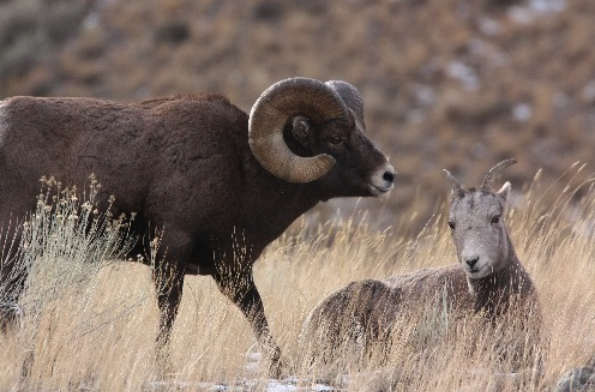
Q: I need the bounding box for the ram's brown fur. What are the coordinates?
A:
[0,78,396,373]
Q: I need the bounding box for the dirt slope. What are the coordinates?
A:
[1,0,594,230]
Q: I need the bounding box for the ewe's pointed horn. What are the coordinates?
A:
[249,77,348,183]
[443,169,465,198]
[480,158,517,192]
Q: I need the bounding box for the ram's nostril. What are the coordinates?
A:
[383,171,396,183]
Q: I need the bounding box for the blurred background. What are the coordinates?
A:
[1,0,594,232]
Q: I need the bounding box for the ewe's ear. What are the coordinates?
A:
[496,181,511,207]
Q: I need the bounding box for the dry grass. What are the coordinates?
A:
[1,166,595,392]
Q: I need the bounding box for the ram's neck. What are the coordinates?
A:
[226,151,317,248]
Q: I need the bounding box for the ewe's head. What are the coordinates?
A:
[443,159,516,279]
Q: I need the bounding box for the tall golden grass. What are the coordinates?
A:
[1,165,594,392]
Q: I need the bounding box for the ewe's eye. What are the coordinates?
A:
[448,221,455,230]
[491,215,500,225]
[328,135,343,145]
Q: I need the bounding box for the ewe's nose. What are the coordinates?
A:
[465,256,479,269]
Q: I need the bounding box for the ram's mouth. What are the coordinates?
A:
[369,183,394,197]
[369,163,396,197]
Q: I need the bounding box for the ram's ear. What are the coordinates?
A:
[496,181,511,207]
[290,115,312,150]
[291,116,310,140]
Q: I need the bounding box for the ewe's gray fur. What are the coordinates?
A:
[555,367,595,392]
[301,159,541,370]
[554,354,595,392]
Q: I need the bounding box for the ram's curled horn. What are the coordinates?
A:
[443,169,465,198]
[480,158,517,192]
[325,80,364,122]
[248,77,349,183]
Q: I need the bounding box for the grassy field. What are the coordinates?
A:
[1,166,594,392]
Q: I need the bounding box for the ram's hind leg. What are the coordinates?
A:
[152,258,185,369]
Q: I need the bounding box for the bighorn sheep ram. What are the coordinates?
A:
[0,77,396,372]
[301,159,541,369]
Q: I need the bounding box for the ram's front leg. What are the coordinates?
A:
[213,265,286,378]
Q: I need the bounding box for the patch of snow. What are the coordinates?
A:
[312,385,335,392]
[247,352,262,361]
[411,84,436,106]
[468,39,508,67]
[148,377,337,392]
[246,361,260,372]
[147,380,226,391]
[446,61,479,91]
[266,380,298,392]
[478,17,500,36]
[83,13,100,30]
[512,103,533,122]
[508,7,533,24]
[508,0,566,24]
[245,350,262,374]
[527,0,566,13]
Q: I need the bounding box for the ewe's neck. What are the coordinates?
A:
[468,251,532,318]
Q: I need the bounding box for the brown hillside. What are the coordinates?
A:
[1,0,594,231]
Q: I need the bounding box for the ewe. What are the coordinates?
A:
[301,159,541,372]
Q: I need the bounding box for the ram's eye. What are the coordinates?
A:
[491,215,500,224]
[448,221,455,230]
[328,135,343,145]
